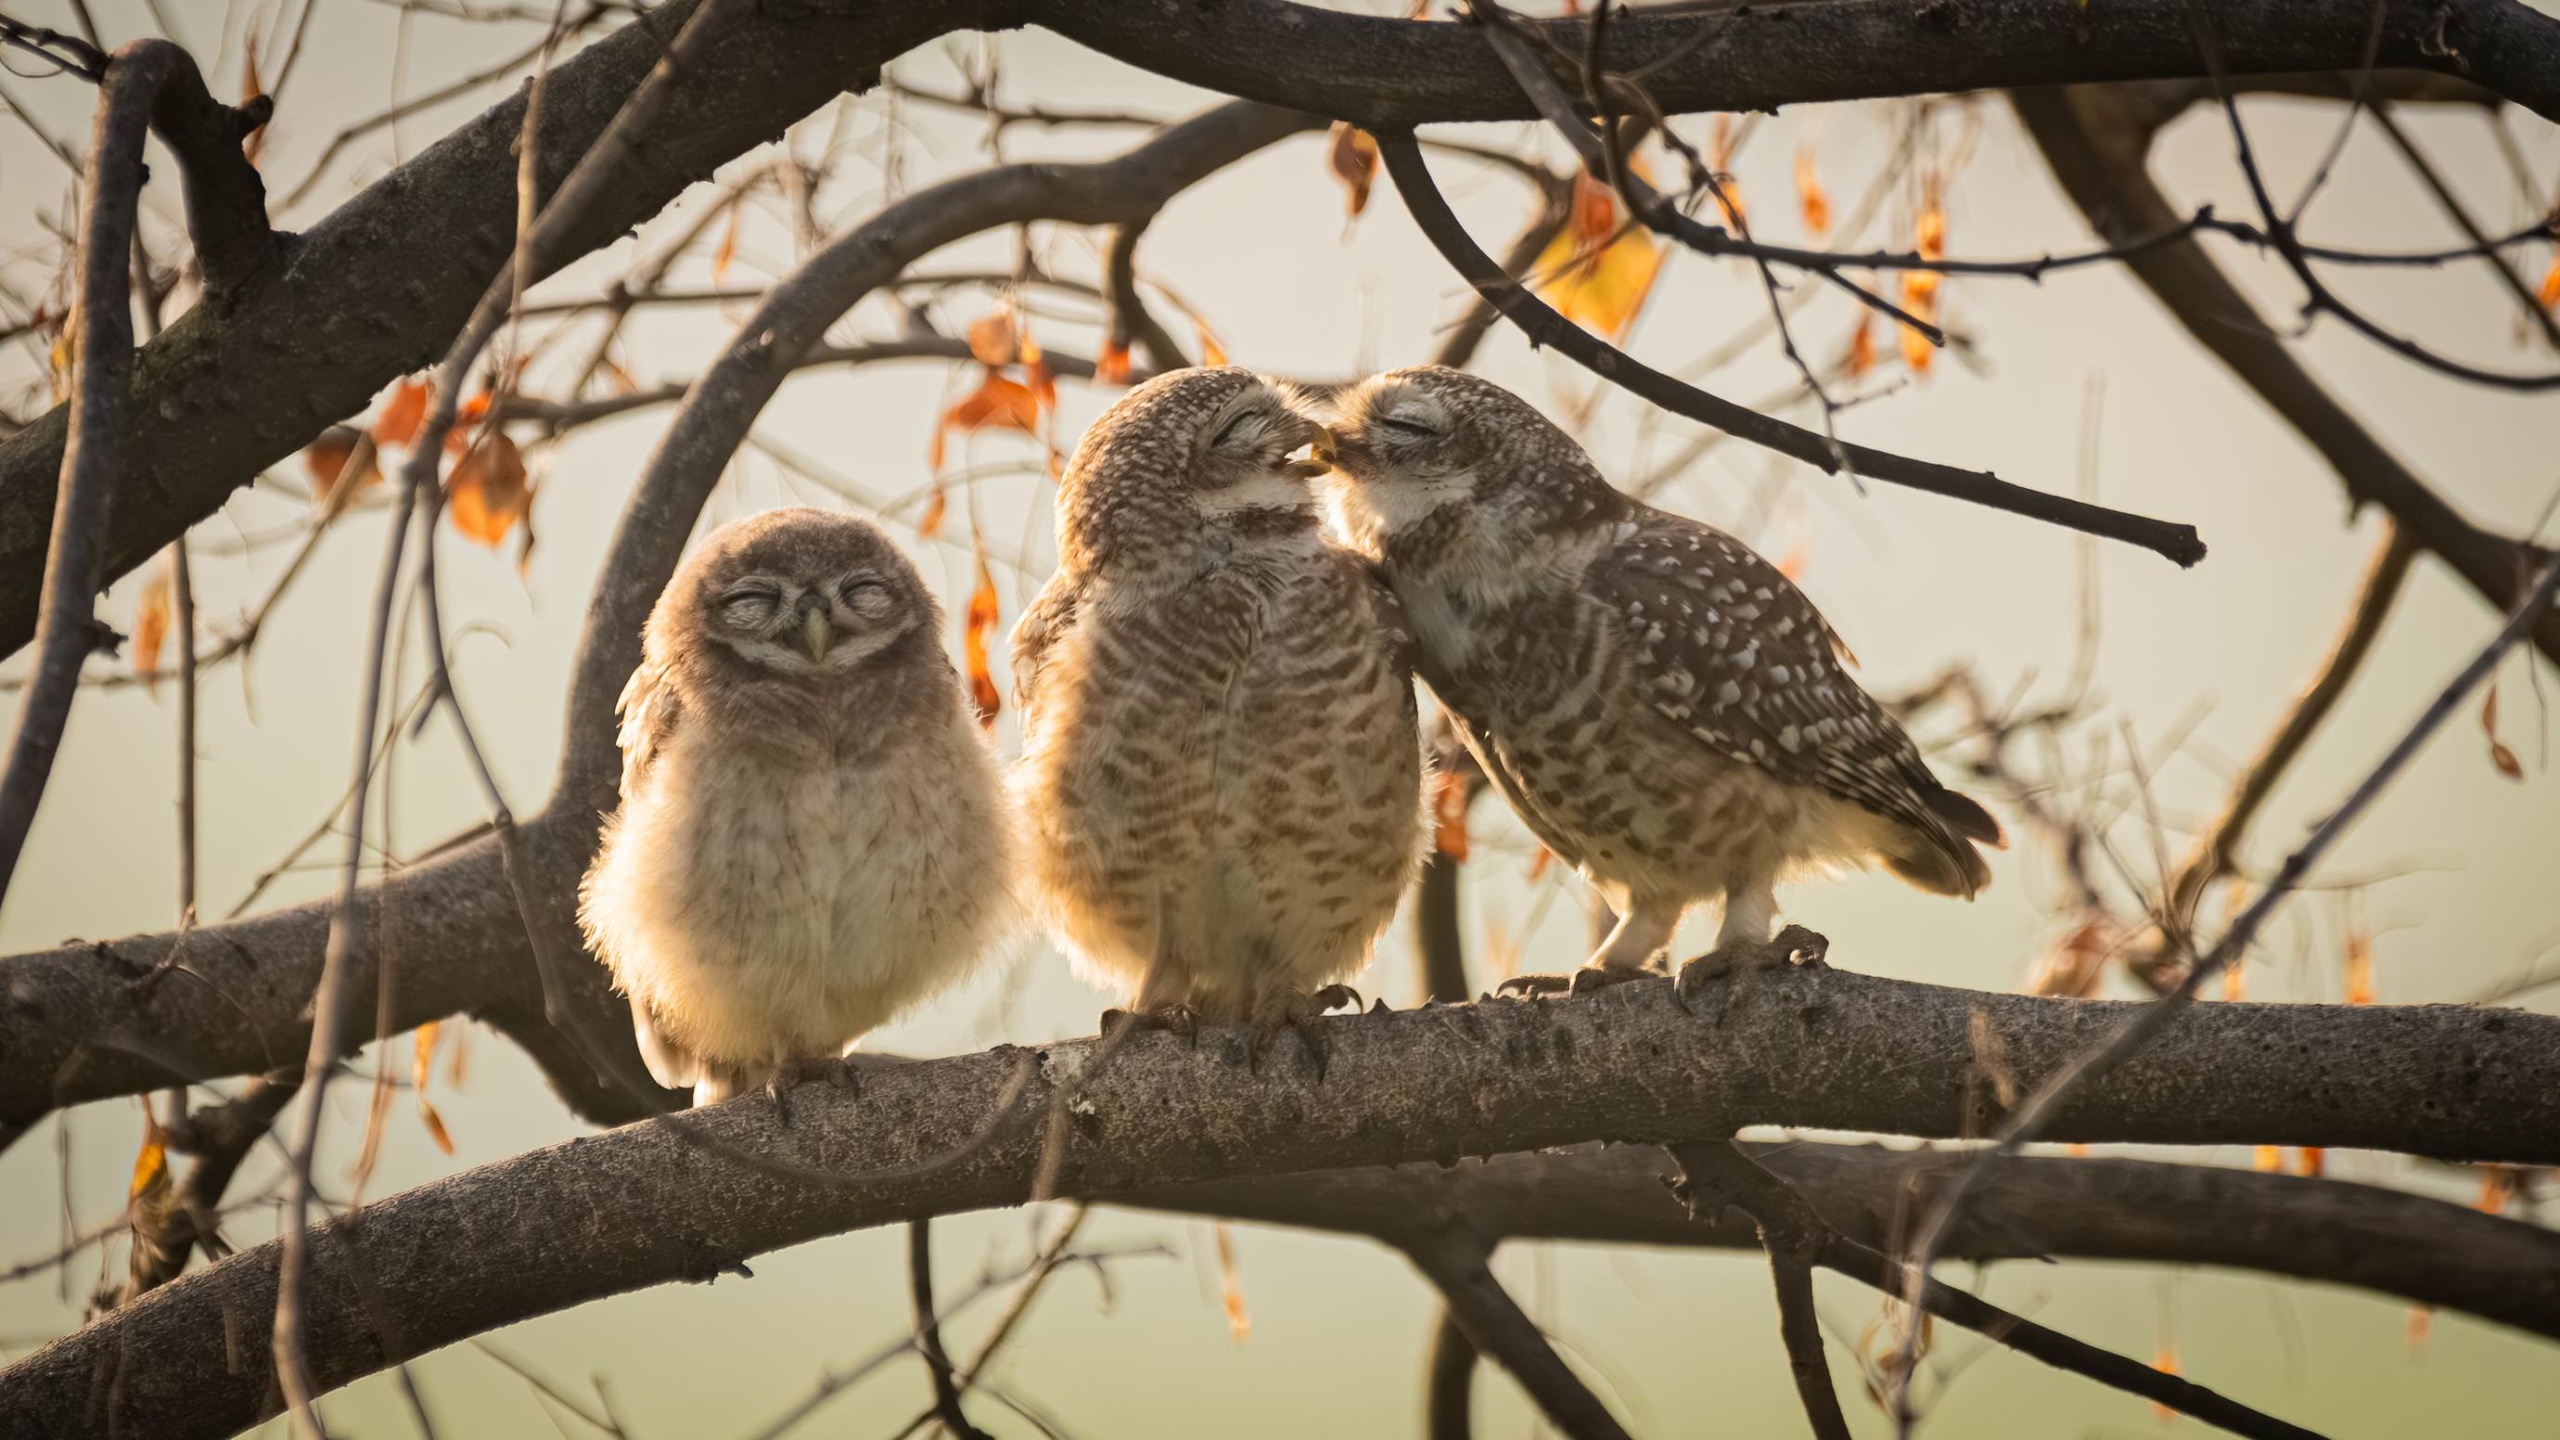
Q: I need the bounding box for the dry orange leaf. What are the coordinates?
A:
[2476,1167,2520,1214]
[2294,1146,2326,1178]
[1327,121,1381,218]
[1526,845,1552,883]
[374,378,429,448]
[930,369,1042,472]
[2219,961,2248,1002]
[1023,345,1058,415]
[1213,1221,1252,1345]
[305,426,380,503]
[2252,1145,2283,1172]
[1795,148,1831,238]
[1096,336,1134,386]
[448,431,531,548]
[132,559,172,696]
[1195,318,1230,368]
[1775,544,1808,581]
[1430,769,1471,861]
[917,484,949,540]
[712,202,742,286]
[1843,311,1877,378]
[2342,914,2375,1006]
[963,549,1001,729]
[2483,682,2523,780]
[2405,1305,2433,1355]
[415,1021,456,1155]
[967,309,1019,368]
[2540,253,2560,312]
[2150,1346,2181,1424]
[1901,191,1948,374]
[129,1106,169,1200]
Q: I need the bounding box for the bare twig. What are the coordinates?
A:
[2365,99,2560,353]
[909,1219,993,1440]
[1399,1222,1632,1440]
[1426,1307,1480,1440]
[1375,131,2210,566]
[1883,554,2560,1433]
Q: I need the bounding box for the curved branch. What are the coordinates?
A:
[1399,1226,1631,1440]
[1102,215,1192,374]
[6,967,2559,1437]
[8,0,2551,656]
[1375,132,2210,567]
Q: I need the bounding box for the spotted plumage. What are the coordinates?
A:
[578,509,1015,1105]
[1015,367,1427,1023]
[1322,366,2000,983]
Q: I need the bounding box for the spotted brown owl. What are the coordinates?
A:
[578,508,1015,1106]
[1322,367,2001,996]
[1014,367,1426,1035]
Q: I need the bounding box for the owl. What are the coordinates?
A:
[1013,367,1426,1044]
[578,508,1015,1106]
[1321,367,2001,997]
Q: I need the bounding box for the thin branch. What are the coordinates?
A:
[1101,216,1191,373]
[1884,553,2560,1432]
[2365,98,2560,353]
[908,1219,992,1440]
[2164,523,2414,934]
[1426,1307,1480,1440]
[1398,1224,1631,1440]
[1375,131,2210,566]
[1765,1253,1850,1440]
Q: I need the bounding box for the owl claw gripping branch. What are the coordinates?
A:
[1319,366,2003,998]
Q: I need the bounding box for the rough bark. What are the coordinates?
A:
[5,968,2557,1438]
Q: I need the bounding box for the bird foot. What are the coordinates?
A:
[1246,985,1360,1079]
[1673,925,1830,1013]
[765,1055,855,1127]
[1495,963,1654,1000]
[1100,1003,1202,1048]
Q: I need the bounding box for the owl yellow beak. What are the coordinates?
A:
[801,607,834,663]
[1281,427,1338,481]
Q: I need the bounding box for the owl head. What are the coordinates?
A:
[649,508,941,685]
[1053,366,1331,572]
[1318,366,1627,561]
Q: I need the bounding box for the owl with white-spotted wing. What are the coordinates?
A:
[1014,367,1426,1037]
[579,508,1015,1106]
[1322,367,2000,995]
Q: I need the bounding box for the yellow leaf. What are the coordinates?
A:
[963,549,1001,729]
[1535,175,1662,340]
[1213,1222,1251,1344]
[133,558,172,697]
[1326,121,1381,218]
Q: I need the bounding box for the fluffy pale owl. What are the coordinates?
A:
[1014,366,1426,1037]
[578,508,1014,1105]
[1323,367,2001,996]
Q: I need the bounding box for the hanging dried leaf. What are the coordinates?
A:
[2541,253,2560,312]
[304,425,380,503]
[415,1021,456,1155]
[2294,1146,2325,1178]
[1794,148,1831,238]
[1213,1221,1252,1344]
[2476,1165,2521,1214]
[1842,310,1877,378]
[930,369,1041,471]
[1022,340,1058,415]
[1096,336,1134,386]
[1535,175,1663,340]
[1901,189,1948,374]
[1526,845,1552,883]
[2149,1345,2181,1424]
[1430,769,1471,861]
[1326,121,1381,218]
[1195,317,1230,368]
[967,308,1019,368]
[373,378,429,448]
[2342,910,2375,1006]
[129,1107,169,1200]
[2405,1305,2432,1355]
[2252,1145,2282,1172]
[712,202,742,285]
[132,558,173,697]
[2064,1143,2090,1158]
[2028,913,2113,999]
[963,549,1001,728]
[2482,682,2524,780]
[448,431,531,548]
[917,484,949,540]
[2219,960,2247,1002]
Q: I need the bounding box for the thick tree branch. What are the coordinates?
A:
[6,0,2552,657]
[6,966,2560,1437]
[1376,132,2211,566]
[2011,83,2560,668]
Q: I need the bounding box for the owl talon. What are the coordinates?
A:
[1674,926,1833,1013]
[1247,990,1341,1079]
[1494,973,1576,999]
[1103,1004,1202,1048]
[1568,963,1654,996]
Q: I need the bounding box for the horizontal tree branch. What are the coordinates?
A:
[5,967,2557,1438]
[7,0,2554,656]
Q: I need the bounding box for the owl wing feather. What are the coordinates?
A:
[1010,571,1085,723]
[614,655,682,801]
[1590,508,1997,893]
